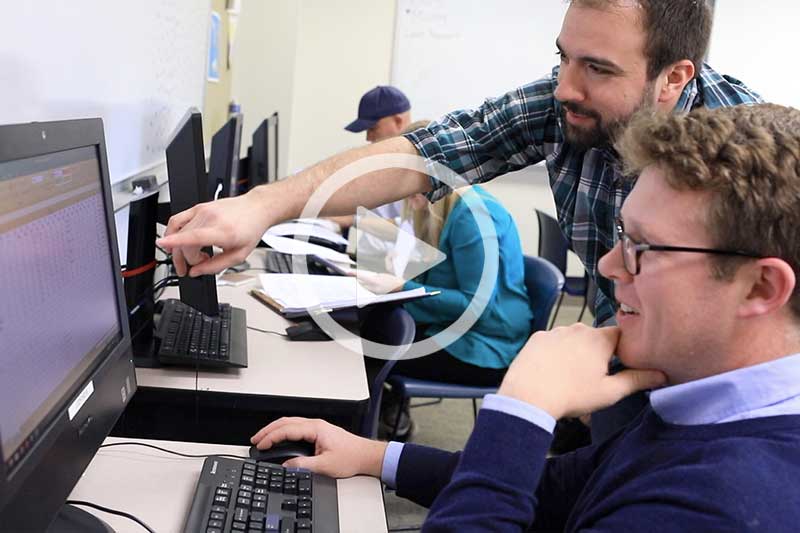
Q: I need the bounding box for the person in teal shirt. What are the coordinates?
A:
[359,185,532,437]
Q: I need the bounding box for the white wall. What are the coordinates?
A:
[229,0,565,270]
[231,0,300,179]
[708,1,800,109]
[288,0,397,173]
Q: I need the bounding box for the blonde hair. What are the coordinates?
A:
[397,119,461,249]
[403,190,461,250]
[616,104,800,317]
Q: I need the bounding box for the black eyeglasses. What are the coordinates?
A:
[614,217,761,275]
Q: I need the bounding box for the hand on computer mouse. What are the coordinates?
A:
[248,440,316,464]
[250,417,388,479]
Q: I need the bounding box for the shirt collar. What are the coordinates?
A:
[674,75,699,113]
[650,352,800,425]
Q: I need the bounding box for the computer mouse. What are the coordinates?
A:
[285,322,331,341]
[248,440,316,464]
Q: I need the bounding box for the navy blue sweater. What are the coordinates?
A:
[396,407,800,532]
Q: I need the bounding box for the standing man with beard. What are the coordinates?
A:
[159,0,762,440]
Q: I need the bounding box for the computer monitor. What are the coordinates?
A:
[165,109,220,316]
[248,112,279,189]
[124,189,159,362]
[0,118,137,531]
[209,113,243,199]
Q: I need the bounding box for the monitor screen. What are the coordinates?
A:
[0,119,136,531]
[166,110,220,316]
[209,113,243,199]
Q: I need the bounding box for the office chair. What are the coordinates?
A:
[358,305,416,438]
[383,255,565,439]
[535,209,590,327]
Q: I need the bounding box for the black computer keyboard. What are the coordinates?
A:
[156,299,248,368]
[183,455,339,533]
[264,251,345,276]
[265,250,295,274]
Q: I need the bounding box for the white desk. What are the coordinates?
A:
[114,250,371,443]
[137,283,368,402]
[70,437,387,533]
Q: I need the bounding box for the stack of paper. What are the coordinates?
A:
[258,273,432,315]
[265,221,348,247]
[261,234,354,265]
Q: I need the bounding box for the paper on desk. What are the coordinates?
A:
[266,221,348,247]
[261,234,354,265]
[259,273,427,311]
[292,218,342,233]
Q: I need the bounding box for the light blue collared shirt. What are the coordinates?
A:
[380,352,800,488]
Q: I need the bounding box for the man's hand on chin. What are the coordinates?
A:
[498,324,667,419]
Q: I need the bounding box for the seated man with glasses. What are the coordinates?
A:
[251,104,800,532]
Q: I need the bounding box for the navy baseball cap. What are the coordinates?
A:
[345,86,411,133]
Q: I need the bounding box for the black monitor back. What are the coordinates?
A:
[209,113,243,199]
[166,110,220,316]
[0,118,137,531]
[124,190,159,361]
[248,112,279,189]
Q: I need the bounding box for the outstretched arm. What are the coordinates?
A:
[157,136,429,277]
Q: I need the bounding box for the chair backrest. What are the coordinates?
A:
[523,255,566,333]
[359,304,416,437]
[535,209,569,275]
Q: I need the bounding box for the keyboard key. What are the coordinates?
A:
[234,507,249,523]
[280,517,295,533]
[281,499,297,512]
[208,519,224,528]
[264,514,281,531]
[232,521,247,531]
[252,500,267,511]
[210,511,225,521]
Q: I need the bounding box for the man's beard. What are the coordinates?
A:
[560,83,655,151]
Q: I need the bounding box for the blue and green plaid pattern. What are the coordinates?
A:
[405,64,762,325]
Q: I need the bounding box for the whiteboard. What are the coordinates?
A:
[707,1,800,109]
[391,0,568,121]
[0,0,211,184]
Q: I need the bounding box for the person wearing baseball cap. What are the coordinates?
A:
[345,85,412,143]
[329,86,416,240]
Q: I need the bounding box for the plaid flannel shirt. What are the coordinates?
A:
[405,64,762,325]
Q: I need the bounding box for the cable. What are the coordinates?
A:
[247,326,288,337]
[99,441,248,460]
[152,275,180,294]
[64,500,157,533]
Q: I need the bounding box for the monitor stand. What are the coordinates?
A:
[48,505,115,532]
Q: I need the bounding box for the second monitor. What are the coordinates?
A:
[248,112,279,189]
[159,109,248,368]
[209,113,243,199]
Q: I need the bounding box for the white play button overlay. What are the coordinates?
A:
[353,206,447,306]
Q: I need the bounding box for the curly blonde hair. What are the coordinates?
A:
[616,103,800,317]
